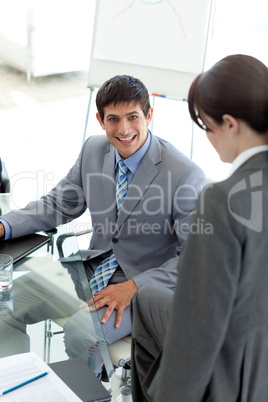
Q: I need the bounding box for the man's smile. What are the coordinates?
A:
[117,135,137,143]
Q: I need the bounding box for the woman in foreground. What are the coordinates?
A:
[131,54,268,402]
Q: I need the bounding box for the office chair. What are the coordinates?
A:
[43,229,131,366]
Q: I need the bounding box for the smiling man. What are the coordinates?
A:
[0,75,206,377]
[96,101,153,159]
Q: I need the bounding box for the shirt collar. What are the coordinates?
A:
[229,145,268,177]
[115,131,151,175]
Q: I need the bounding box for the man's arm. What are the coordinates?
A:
[0,147,87,239]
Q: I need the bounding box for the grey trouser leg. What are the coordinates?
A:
[131,285,174,402]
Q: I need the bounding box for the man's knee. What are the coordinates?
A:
[131,285,174,347]
[132,285,160,312]
[132,285,173,320]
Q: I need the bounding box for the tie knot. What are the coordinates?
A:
[118,159,128,176]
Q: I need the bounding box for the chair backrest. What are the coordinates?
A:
[0,159,10,193]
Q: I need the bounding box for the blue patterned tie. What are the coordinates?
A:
[90,160,128,294]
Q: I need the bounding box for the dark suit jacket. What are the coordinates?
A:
[150,151,268,401]
[3,134,206,289]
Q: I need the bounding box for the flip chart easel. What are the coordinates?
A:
[83,0,214,144]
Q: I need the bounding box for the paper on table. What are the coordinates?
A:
[0,352,82,401]
[13,271,30,280]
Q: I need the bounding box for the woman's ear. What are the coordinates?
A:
[222,114,239,133]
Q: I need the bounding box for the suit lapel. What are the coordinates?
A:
[102,145,117,224]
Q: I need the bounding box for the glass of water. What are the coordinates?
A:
[0,254,13,317]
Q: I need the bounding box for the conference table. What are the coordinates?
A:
[0,223,124,401]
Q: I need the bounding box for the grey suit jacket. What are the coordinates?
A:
[3,134,206,289]
[151,151,268,401]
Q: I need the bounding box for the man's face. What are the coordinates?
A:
[96,101,153,159]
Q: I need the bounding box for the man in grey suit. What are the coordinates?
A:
[131,55,268,401]
[0,75,206,375]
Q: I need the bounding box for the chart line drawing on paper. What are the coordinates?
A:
[113,0,187,38]
[94,0,212,73]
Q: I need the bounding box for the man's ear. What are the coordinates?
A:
[146,108,154,126]
[222,114,239,133]
[96,112,105,129]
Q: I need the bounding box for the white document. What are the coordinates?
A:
[13,271,30,280]
[0,352,82,401]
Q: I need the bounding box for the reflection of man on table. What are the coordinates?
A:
[0,75,206,375]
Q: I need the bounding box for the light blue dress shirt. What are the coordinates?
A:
[115,131,151,184]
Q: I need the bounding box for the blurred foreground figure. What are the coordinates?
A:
[131,54,268,402]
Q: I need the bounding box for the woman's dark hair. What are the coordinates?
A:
[188,54,268,134]
[96,75,151,121]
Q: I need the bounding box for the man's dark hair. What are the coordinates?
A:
[96,75,151,121]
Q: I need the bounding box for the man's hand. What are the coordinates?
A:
[0,223,5,238]
[81,279,138,328]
